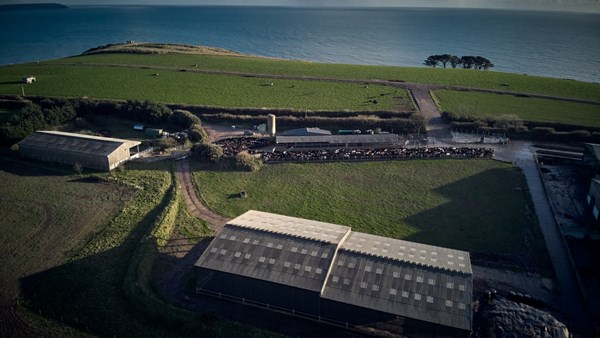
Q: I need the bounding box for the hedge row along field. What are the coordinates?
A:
[193,159,552,276]
[0,64,413,111]
[47,52,600,101]
[432,90,600,128]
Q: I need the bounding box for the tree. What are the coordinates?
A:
[439,54,451,68]
[187,124,209,143]
[172,109,201,128]
[460,56,476,69]
[423,55,440,68]
[474,56,486,70]
[192,142,223,163]
[449,55,461,68]
[235,151,263,172]
[481,57,494,70]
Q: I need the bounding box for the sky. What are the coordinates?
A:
[4,0,600,13]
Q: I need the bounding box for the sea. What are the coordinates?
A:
[1,6,599,83]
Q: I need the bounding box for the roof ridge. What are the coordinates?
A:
[230,223,338,244]
[341,247,471,275]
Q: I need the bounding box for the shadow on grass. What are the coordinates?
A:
[403,167,551,275]
[0,152,76,177]
[18,185,176,337]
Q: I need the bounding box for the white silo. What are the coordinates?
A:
[267,114,276,136]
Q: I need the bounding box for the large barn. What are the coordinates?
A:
[18,131,141,171]
[195,211,473,337]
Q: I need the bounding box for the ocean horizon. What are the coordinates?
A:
[1,5,599,83]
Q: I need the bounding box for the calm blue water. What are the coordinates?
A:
[1,6,599,83]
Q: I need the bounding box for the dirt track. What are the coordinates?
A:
[175,159,229,233]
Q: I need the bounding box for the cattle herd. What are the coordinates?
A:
[215,137,494,162]
[260,147,494,162]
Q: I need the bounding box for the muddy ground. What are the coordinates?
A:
[537,157,600,329]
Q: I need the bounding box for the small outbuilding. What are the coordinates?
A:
[145,128,163,138]
[18,130,141,171]
[133,124,145,131]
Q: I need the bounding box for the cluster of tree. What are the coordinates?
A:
[0,98,211,145]
[0,101,76,142]
[424,54,494,70]
[191,138,263,172]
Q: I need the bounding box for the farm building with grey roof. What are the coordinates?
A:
[195,210,473,337]
[18,131,141,171]
[275,134,400,150]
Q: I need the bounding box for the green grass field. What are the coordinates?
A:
[433,90,600,127]
[0,157,273,337]
[0,156,136,304]
[193,159,550,274]
[0,64,411,111]
[0,158,173,337]
[45,53,600,101]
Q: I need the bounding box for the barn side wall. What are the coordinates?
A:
[196,267,470,337]
[196,267,321,316]
[320,298,470,338]
[107,145,133,170]
[19,145,110,171]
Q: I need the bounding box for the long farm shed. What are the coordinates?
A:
[196,210,473,337]
[18,131,141,171]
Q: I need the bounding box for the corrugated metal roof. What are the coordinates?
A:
[228,210,351,244]
[322,250,472,331]
[195,210,472,331]
[276,134,399,145]
[18,131,140,156]
[282,128,333,136]
[196,224,337,292]
[341,232,472,275]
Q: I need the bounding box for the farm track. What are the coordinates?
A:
[52,62,600,105]
[175,159,230,233]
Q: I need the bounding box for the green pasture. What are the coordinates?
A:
[0,156,135,304]
[433,90,600,128]
[46,53,600,101]
[193,159,550,275]
[1,157,273,337]
[0,64,411,111]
